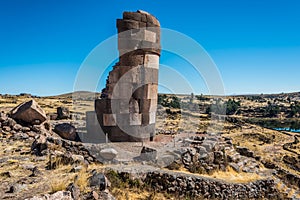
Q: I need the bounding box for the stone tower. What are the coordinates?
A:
[95,10,160,142]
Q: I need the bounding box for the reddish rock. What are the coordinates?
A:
[10,100,47,125]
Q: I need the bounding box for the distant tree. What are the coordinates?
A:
[158,94,167,106]
[289,102,300,118]
[206,99,225,115]
[206,98,240,115]
[264,103,280,117]
[158,94,181,109]
[196,94,209,101]
[226,99,241,115]
[169,96,181,109]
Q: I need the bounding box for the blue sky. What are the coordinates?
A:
[0,0,299,96]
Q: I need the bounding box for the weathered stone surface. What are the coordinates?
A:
[85,191,99,200]
[103,114,116,126]
[57,107,70,119]
[99,190,116,200]
[54,123,78,141]
[123,12,142,21]
[48,113,58,120]
[143,171,280,199]
[99,148,118,160]
[236,146,254,158]
[31,135,48,156]
[95,10,160,142]
[0,112,8,122]
[140,146,157,161]
[129,113,142,125]
[10,99,47,125]
[157,154,175,168]
[27,191,73,200]
[84,111,106,143]
[89,171,110,191]
[67,183,80,200]
[13,124,22,131]
[142,111,156,125]
[144,54,159,69]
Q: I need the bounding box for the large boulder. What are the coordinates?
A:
[57,107,70,119]
[140,146,157,161]
[54,123,79,141]
[157,154,175,168]
[10,100,47,125]
[99,148,118,160]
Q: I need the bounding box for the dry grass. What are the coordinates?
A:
[0,136,98,198]
[74,167,90,192]
[224,123,300,177]
[173,166,262,184]
[50,178,70,193]
[208,166,263,183]
[111,188,175,200]
[48,160,91,193]
[0,94,94,117]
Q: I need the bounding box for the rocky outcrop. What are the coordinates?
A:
[10,99,47,125]
[179,136,229,174]
[283,155,300,172]
[0,111,95,164]
[236,146,255,158]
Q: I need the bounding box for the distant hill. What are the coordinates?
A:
[47,91,101,99]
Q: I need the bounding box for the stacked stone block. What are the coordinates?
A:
[95,10,160,142]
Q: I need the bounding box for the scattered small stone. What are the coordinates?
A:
[26,191,73,200]
[1,171,12,178]
[99,148,118,160]
[29,167,42,177]
[57,107,70,120]
[13,132,29,140]
[21,127,31,132]
[3,126,11,132]
[99,189,116,200]
[13,124,23,131]
[70,166,83,173]
[31,135,48,156]
[67,183,80,200]
[89,171,110,191]
[230,163,240,172]
[0,112,8,122]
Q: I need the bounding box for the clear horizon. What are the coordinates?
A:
[1,0,300,96]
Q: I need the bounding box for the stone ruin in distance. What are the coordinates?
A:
[95,10,161,142]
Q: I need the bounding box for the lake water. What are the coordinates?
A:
[274,127,300,133]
